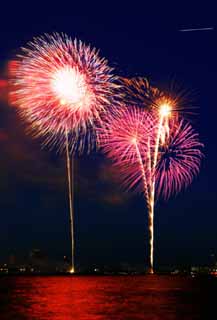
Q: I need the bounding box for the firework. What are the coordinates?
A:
[120,76,193,113]
[10,33,118,153]
[118,77,163,109]
[113,77,201,273]
[99,103,203,274]
[11,33,119,273]
[98,107,152,202]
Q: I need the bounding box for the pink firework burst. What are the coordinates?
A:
[11,33,119,153]
[99,105,203,273]
[98,107,154,202]
[155,118,204,200]
[99,108,203,199]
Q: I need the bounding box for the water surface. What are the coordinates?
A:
[0,275,216,319]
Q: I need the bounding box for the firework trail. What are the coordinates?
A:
[148,102,171,273]
[65,133,75,272]
[11,33,119,273]
[99,100,203,274]
[147,106,203,273]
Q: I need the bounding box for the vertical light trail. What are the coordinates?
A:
[65,132,75,273]
[152,116,164,173]
[147,114,164,274]
[134,141,152,271]
[146,137,152,196]
[134,142,149,206]
[148,103,170,274]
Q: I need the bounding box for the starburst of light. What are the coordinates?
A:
[11,33,119,153]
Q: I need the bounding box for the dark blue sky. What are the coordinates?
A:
[0,2,216,268]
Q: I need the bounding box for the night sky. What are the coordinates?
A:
[0,2,216,268]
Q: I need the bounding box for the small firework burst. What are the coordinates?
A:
[118,77,162,108]
[119,77,193,117]
[99,107,149,164]
[11,33,119,153]
[155,118,204,200]
[98,107,154,202]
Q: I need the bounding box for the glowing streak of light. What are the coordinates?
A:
[179,27,214,32]
[65,132,75,273]
[147,116,163,273]
[148,104,170,273]
[134,140,150,208]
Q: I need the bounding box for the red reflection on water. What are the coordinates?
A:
[1,275,204,320]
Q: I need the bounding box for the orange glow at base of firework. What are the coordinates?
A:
[69,267,75,274]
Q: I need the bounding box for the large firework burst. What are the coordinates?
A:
[10,33,118,153]
[10,33,119,273]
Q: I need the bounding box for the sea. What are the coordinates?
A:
[0,275,216,319]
